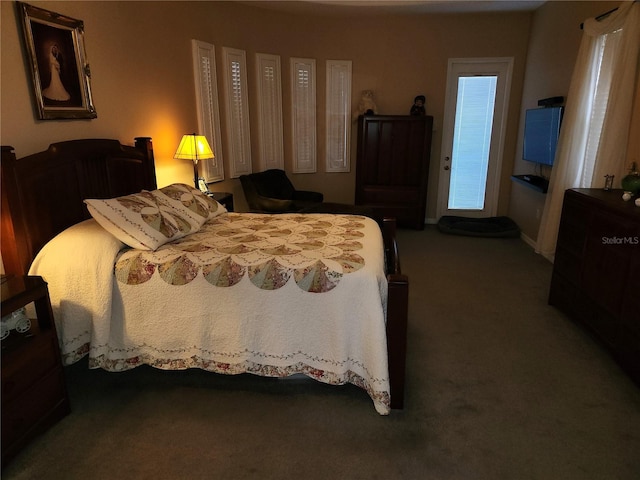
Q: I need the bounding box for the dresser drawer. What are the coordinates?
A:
[2,328,60,402]
[550,189,640,386]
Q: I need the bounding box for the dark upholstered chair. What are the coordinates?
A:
[239,169,324,213]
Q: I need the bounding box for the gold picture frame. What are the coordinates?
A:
[18,2,96,120]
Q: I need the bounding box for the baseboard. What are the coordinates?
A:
[520,232,537,249]
[520,232,554,263]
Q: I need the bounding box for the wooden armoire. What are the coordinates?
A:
[355,115,433,229]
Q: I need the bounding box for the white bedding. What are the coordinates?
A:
[30,213,391,414]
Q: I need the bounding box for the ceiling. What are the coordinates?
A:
[240,1,547,16]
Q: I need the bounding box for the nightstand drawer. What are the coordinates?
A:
[2,327,60,402]
[1,367,68,454]
[1,275,70,466]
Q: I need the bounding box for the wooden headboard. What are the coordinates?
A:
[1,137,156,277]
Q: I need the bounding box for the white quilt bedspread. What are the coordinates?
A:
[30,213,391,414]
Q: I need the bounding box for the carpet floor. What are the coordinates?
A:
[2,226,639,479]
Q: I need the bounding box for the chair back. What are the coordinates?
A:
[240,169,295,212]
[249,170,295,199]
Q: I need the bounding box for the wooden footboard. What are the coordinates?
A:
[382,218,409,409]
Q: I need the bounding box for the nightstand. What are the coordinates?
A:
[208,191,234,212]
[1,276,70,466]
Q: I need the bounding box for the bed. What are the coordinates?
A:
[0,138,408,415]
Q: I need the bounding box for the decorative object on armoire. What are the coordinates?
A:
[410,95,426,116]
[356,115,433,229]
[620,161,640,196]
[355,90,377,117]
[174,134,215,189]
[623,191,633,201]
[18,2,96,120]
[604,174,615,190]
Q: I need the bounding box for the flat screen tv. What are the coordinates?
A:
[523,106,563,166]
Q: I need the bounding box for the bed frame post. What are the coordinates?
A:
[382,218,409,409]
[1,145,28,276]
[134,137,154,160]
[134,137,156,186]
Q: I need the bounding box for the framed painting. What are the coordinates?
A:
[18,2,97,120]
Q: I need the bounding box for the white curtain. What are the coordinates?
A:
[536,0,640,260]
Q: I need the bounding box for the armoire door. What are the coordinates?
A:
[355,115,433,229]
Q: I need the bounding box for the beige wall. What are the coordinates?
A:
[1,1,532,214]
[508,0,639,243]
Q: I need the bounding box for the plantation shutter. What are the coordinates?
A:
[256,53,284,171]
[325,60,352,173]
[291,58,316,173]
[191,40,224,182]
[222,47,252,178]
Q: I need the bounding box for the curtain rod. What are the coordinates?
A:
[580,7,619,29]
[580,1,639,30]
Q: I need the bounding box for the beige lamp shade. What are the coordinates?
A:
[174,134,214,164]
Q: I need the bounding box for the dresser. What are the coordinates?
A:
[355,115,433,229]
[1,276,70,466]
[548,189,640,384]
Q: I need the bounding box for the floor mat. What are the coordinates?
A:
[437,216,520,238]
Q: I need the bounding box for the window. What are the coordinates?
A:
[448,75,497,209]
[191,40,224,182]
[256,53,284,171]
[325,60,352,173]
[290,58,316,173]
[536,2,639,259]
[222,47,251,178]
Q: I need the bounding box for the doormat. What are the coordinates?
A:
[437,216,520,238]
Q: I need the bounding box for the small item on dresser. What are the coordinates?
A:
[603,174,614,190]
[1,307,31,340]
[356,90,377,116]
[635,197,640,207]
[622,191,632,201]
[621,161,640,195]
[410,95,426,116]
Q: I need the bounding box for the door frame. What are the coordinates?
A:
[436,57,513,219]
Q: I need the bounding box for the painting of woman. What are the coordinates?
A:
[41,42,71,102]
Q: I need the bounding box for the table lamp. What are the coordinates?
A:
[174,133,214,189]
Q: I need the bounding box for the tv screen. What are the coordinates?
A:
[523,106,563,166]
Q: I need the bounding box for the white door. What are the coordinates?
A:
[437,58,513,218]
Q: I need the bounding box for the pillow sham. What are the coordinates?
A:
[151,183,226,229]
[85,190,194,250]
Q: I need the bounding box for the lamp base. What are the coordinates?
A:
[193,161,199,190]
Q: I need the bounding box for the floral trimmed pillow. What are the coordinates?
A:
[85,191,194,250]
[153,183,227,224]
